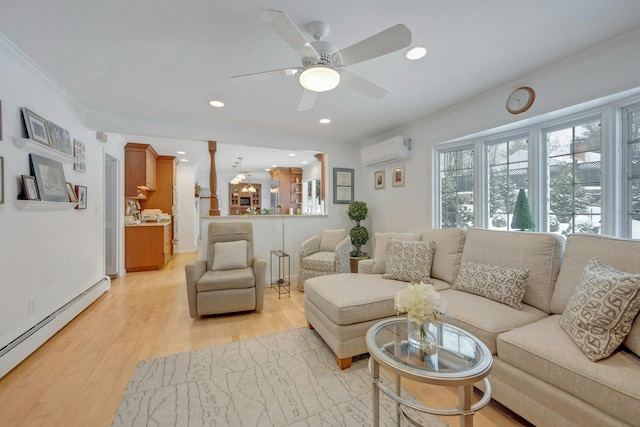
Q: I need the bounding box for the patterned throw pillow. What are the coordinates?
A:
[453,259,529,309]
[382,239,435,282]
[560,258,640,361]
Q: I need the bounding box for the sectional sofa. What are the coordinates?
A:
[303,227,640,427]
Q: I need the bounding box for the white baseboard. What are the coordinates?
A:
[0,277,110,379]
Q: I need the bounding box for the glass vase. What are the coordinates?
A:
[407,319,437,355]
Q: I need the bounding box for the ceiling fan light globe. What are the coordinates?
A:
[299,66,340,92]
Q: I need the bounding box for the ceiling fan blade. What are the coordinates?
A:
[297,89,318,111]
[259,10,320,60]
[340,70,389,99]
[339,24,411,66]
[230,68,301,82]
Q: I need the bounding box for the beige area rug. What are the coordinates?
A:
[112,327,446,426]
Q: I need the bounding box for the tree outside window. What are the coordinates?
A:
[439,148,474,228]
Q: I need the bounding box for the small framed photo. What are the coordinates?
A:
[22,108,52,147]
[66,182,78,203]
[374,170,385,190]
[73,139,86,172]
[29,154,68,202]
[21,175,40,200]
[75,185,87,209]
[48,121,72,155]
[392,166,405,187]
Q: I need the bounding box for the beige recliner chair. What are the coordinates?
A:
[185,222,266,317]
[298,229,351,290]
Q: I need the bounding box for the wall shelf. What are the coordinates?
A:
[12,137,85,167]
[13,200,78,210]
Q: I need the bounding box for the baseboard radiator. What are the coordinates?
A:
[0,276,111,379]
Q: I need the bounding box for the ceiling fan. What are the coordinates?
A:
[230,9,412,111]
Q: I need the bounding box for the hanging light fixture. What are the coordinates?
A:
[235,157,246,181]
[241,173,257,193]
[299,66,340,92]
[230,162,241,184]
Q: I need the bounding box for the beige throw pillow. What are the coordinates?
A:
[372,232,422,274]
[560,258,640,361]
[319,229,346,252]
[453,259,529,309]
[382,239,435,282]
[212,240,248,271]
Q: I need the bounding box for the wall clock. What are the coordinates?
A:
[506,86,535,114]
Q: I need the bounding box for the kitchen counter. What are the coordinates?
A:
[125,222,173,271]
[125,221,171,227]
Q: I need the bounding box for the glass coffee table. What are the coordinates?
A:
[366,317,493,427]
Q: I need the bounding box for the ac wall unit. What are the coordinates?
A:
[361,136,411,167]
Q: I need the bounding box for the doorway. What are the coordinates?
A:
[105,154,119,278]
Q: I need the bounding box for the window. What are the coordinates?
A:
[626,106,640,238]
[303,178,323,214]
[487,136,529,230]
[546,118,601,235]
[439,147,474,228]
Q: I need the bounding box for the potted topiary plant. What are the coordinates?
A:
[347,200,370,272]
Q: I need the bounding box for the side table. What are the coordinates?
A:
[270,250,290,298]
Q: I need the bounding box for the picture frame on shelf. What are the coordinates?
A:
[75,185,87,209]
[392,166,405,187]
[29,154,68,202]
[333,167,354,204]
[22,108,52,147]
[374,170,385,190]
[21,175,39,200]
[48,121,72,155]
[73,139,86,172]
[65,182,78,203]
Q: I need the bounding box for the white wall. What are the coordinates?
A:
[0,36,112,349]
[176,163,197,252]
[360,26,640,236]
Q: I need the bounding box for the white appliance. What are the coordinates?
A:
[361,136,411,167]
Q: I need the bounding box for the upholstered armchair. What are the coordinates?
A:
[298,229,351,290]
[185,221,266,317]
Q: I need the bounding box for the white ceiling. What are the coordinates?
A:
[3,1,640,176]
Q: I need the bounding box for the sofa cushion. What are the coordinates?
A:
[453,259,529,309]
[302,251,336,272]
[497,315,640,426]
[371,232,422,274]
[211,240,247,271]
[560,258,640,361]
[319,229,346,252]
[551,233,640,314]
[460,228,564,313]
[410,228,466,284]
[197,267,255,292]
[439,288,548,354]
[304,273,408,326]
[382,239,435,282]
[625,316,640,357]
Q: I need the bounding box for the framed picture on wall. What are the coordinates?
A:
[73,139,86,172]
[22,108,52,147]
[66,182,78,203]
[374,170,385,190]
[75,185,87,209]
[29,154,68,202]
[392,166,405,187]
[48,121,72,155]
[333,167,354,204]
[21,175,40,200]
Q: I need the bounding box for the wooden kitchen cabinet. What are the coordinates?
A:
[228,183,262,215]
[125,223,172,271]
[125,143,158,197]
[270,167,303,213]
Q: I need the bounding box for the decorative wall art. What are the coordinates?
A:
[374,170,385,190]
[73,139,86,172]
[29,154,68,202]
[21,175,39,200]
[333,167,354,204]
[22,108,52,147]
[66,182,78,203]
[48,121,72,155]
[75,185,87,209]
[392,165,405,187]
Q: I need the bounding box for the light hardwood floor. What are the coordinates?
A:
[0,253,530,427]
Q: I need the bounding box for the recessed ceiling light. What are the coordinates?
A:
[302,161,308,164]
[405,46,427,60]
[272,164,278,168]
[180,158,188,162]
[288,153,296,157]
[177,151,186,154]
[265,168,271,171]
[319,118,331,124]
[209,100,225,108]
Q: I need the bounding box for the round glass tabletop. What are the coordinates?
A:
[366,317,492,384]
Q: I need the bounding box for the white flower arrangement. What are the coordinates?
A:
[394,281,446,324]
